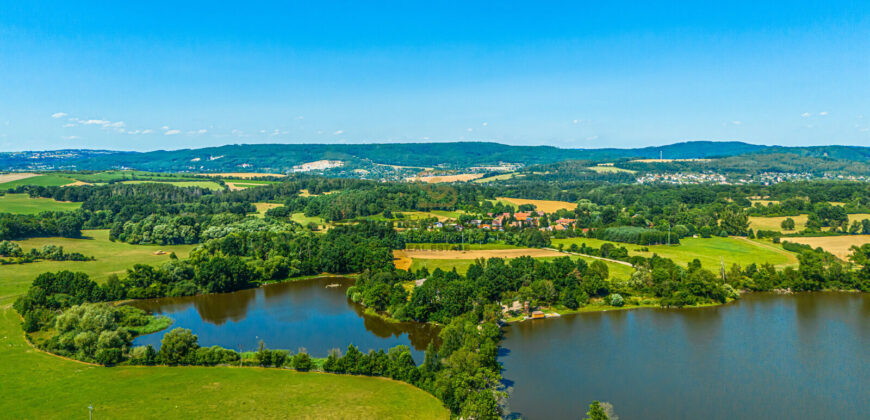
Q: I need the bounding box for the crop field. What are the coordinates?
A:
[404,242,521,251]
[0,230,195,305]
[0,174,75,189]
[64,171,198,183]
[586,166,636,174]
[404,248,565,260]
[472,173,517,183]
[749,215,808,232]
[551,236,798,269]
[408,254,634,279]
[495,197,576,213]
[200,172,286,179]
[121,180,225,190]
[0,193,81,214]
[253,202,282,216]
[407,174,485,183]
[0,308,447,419]
[785,235,870,260]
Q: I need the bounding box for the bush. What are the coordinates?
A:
[609,293,625,307]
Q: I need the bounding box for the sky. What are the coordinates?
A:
[0,1,868,152]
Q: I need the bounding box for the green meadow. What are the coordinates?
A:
[121,180,225,190]
[0,174,75,189]
[0,193,82,214]
[409,255,635,280]
[551,236,798,269]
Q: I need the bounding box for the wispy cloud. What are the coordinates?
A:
[61,135,79,140]
[51,112,68,119]
[164,129,180,135]
[482,122,488,127]
[819,111,828,116]
[62,123,76,128]
[141,129,154,134]
[732,121,742,125]
[802,112,811,117]
[586,135,599,141]
[333,130,344,135]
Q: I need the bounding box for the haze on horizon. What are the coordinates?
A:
[1,1,868,152]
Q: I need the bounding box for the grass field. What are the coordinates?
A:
[0,230,196,305]
[495,197,576,213]
[0,193,81,214]
[0,174,75,189]
[749,215,808,232]
[64,171,199,183]
[122,180,225,190]
[291,212,329,228]
[586,166,636,174]
[200,172,286,179]
[785,235,870,260]
[406,174,484,183]
[253,202,282,217]
[551,236,798,269]
[0,308,447,419]
[405,242,521,250]
[472,173,516,183]
[408,255,634,279]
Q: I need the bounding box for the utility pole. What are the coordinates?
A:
[88,404,93,420]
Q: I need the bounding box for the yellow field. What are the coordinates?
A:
[586,166,636,174]
[496,197,576,213]
[253,202,282,217]
[406,174,485,183]
[785,235,870,260]
[0,173,38,183]
[749,215,808,232]
[629,158,711,163]
[473,173,516,183]
[404,248,564,260]
[392,250,412,270]
[199,172,286,179]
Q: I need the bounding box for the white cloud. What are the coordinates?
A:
[585,135,599,141]
[106,121,125,128]
[51,112,68,119]
[801,112,811,117]
[296,116,305,120]
[164,129,181,135]
[62,123,76,128]
[187,129,208,135]
[82,119,110,125]
[333,130,344,135]
[466,128,473,132]
[482,122,488,127]
[141,129,154,134]
[61,135,79,140]
[819,111,828,116]
[573,119,579,124]
[162,126,170,130]
[732,121,742,125]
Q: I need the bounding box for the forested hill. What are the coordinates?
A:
[3,141,870,172]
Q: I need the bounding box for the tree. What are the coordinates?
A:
[584,401,610,420]
[158,328,199,365]
[781,218,796,231]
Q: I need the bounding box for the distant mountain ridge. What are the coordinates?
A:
[2,141,869,172]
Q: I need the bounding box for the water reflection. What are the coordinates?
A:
[131,277,438,359]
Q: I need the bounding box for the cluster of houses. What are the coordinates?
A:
[428,211,579,232]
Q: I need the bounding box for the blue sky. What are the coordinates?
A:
[1,1,868,151]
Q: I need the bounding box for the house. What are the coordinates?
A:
[531,311,546,320]
[433,222,443,229]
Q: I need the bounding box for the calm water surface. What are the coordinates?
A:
[131,277,438,359]
[500,293,870,420]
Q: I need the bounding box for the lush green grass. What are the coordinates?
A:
[0,193,81,214]
[291,212,329,227]
[472,173,516,183]
[0,307,447,419]
[749,215,809,232]
[552,236,798,269]
[585,166,636,174]
[0,174,75,189]
[121,180,225,190]
[65,171,199,183]
[0,230,196,305]
[409,255,635,279]
[127,315,173,335]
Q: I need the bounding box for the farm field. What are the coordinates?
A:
[0,230,195,305]
[586,166,636,174]
[495,197,576,213]
[405,242,521,251]
[253,202,282,216]
[0,174,75,189]
[0,193,81,214]
[408,254,634,279]
[290,212,329,229]
[785,235,870,260]
[472,173,517,183]
[63,171,198,183]
[404,248,564,260]
[551,236,798,269]
[0,308,447,419]
[122,180,225,190]
[200,172,286,179]
[407,173,484,183]
[749,214,808,232]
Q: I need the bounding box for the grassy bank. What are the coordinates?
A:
[0,307,447,419]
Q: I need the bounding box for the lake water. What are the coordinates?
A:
[131,277,438,359]
[499,293,870,420]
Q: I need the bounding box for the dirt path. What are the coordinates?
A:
[544,248,634,267]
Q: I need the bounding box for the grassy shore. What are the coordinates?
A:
[0,307,447,419]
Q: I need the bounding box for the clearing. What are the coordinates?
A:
[406,174,485,183]
[122,180,225,190]
[407,254,634,279]
[495,197,576,213]
[0,193,81,214]
[748,213,870,232]
[551,236,798,269]
[200,172,286,179]
[785,235,870,260]
[0,174,75,189]
[586,166,636,174]
[404,248,564,260]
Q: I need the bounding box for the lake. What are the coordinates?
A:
[131,277,438,359]
[499,292,870,420]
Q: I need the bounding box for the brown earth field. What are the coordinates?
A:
[403,248,565,260]
[785,235,870,260]
[0,173,38,183]
[496,197,576,213]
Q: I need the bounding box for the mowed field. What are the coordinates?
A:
[785,235,870,260]
[551,236,798,269]
[0,308,447,419]
[407,174,484,183]
[200,172,286,179]
[586,166,636,174]
[495,197,576,213]
[0,193,81,214]
[748,213,870,232]
[0,230,196,304]
[122,180,225,190]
